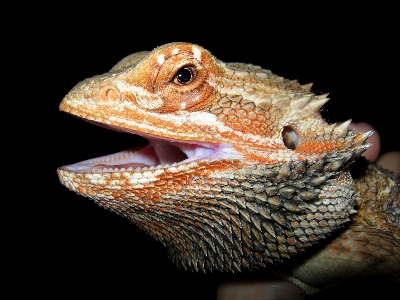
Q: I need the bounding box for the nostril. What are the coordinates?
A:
[106,88,120,102]
[99,85,121,103]
[282,126,298,150]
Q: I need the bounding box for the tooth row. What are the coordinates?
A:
[98,161,181,173]
[90,150,137,164]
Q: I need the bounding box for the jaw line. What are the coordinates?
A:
[60,120,240,173]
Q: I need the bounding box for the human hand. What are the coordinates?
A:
[351,122,399,174]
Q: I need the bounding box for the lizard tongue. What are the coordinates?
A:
[151,139,216,164]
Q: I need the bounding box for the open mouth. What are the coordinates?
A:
[60,120,237,173]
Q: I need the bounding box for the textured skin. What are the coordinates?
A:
[57,42,399,294]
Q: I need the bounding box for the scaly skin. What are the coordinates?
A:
[57,42,399,294]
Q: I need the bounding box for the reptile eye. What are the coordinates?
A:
[282,126,298,150]
[173,66,197,85]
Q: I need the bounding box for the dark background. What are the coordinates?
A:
[16,5,398,300]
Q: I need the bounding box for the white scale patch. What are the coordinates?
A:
[192,45,202,61]
[187,111,218,125]
[66,98,85,108]
[180,102,187,110]
[108,110,225,134]
[157,54,165,65]
[127,169,164,185]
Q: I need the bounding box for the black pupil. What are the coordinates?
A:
[177,68,192,83]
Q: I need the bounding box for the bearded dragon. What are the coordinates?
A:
[57,42,399,295]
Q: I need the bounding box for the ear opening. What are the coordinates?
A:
[282,126,298,150]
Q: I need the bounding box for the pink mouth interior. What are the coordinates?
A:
[61,138,219,173]
[60,119,239,173]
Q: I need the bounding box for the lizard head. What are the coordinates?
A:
[57,42,372,272]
